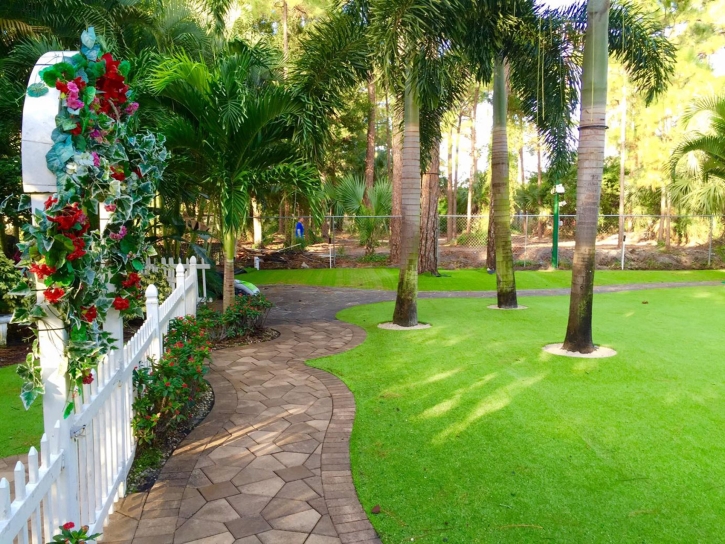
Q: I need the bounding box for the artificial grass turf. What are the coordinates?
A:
[240,267,725,291]
[0,365,43,457]
[308,287,725,543]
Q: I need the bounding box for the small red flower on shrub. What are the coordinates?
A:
[62,522,75,530]
[81,370,94,385]
[112,297,130,311]
[44,287,65,304]
[44,196,57,210]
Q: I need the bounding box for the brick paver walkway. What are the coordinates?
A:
[101,318,378,544]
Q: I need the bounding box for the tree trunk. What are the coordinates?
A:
[252,196,263,248]
[467,85,480,234]
[658,188,666,242]
[518,146,525,185]
[419,142,440,275]
[446,128,454,241]
[451,111,463,240]
[486,197,495,270]
[282,0,289,60]
[392,76,421,327]
[386,90,392,179]
[389,107,403,265]
[365,74,376,195]
[563,0,610,353]
[491,60,518,308]
[665,192,671,249]
[618,84,626,248]
[222,229,236,310]
[537,136,545,237]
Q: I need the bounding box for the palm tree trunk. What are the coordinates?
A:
[491,59,517,308]
[563,0,610,353]
[419,142,440,275]
[618,84,626,248]
[537,136,545,237]
[467,85,480,234]
[222,229,237,310]
[452,111,463,240]
[365,74,376,194]
[486,197,496,270]
[518,146,525,185]
[392,76,421,326]
[658,188,666,242]
[386,90,392,179]
[447,128,454,241]
[389,107,403,265]
[252,196,263,248]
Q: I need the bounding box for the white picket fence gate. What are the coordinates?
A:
[0,259,200,543]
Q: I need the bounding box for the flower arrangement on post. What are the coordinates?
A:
[11,28,167,411]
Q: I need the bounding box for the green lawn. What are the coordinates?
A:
[309,287,725,543]
[0,365,43,457]
[240,267,725,291]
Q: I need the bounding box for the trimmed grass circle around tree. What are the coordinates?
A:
[308,287,725,543]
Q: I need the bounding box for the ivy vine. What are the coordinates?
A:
[12,28,168,413]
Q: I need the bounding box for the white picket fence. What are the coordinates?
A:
[146,257,211,302]
[0,259,200,543]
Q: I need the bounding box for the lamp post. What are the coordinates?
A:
[551,183,566,268]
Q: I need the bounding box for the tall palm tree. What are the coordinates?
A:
[561,0,675,352]
[149,45,319,309]
[669,95,725,215]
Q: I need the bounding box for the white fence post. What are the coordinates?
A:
[146,284,162,361]
[186,257,198,315]
[176,263,186,318]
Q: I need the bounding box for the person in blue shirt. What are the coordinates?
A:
[295,219,305,239]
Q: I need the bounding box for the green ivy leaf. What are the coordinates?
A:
[132,259,144,271]
[9,281,31,296]
[27,83,48,97]
[63,401,75,419]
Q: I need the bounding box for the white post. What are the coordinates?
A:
[145,284,162,363]
[176,263,186,318]
[187,256,198,316]
[99,205,124,366]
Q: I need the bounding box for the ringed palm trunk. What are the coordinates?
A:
[491,59,517,308]
[446,129,454,241]
[222,229,237,310]
[563,0,610,353]
[389,108,403,265]
[392,76,421,326]
[252,196,263,248]
[419,142,440,275]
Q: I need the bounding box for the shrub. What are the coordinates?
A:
[197,293,272,341]
[140,269,172,303]
[132,315,211,446]
[0,253,21,314]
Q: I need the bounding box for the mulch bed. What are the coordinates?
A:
[0,325,33,369]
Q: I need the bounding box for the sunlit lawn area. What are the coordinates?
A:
[241,267,725,291]
[309,287,725,543]
[0,365,44,458]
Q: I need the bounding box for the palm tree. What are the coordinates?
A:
[669,95,725,215]
[149,45,319,310]
[561,0,675,353]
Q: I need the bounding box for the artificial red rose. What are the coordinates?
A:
[81,306,97,323]
[112,297,130,311]
[70,124,83,136]
[62,522,75,530]
[55,80,69,94]
[121,272,141,289]
[110,167,126,181]
[81,370,94,385]
[29,262,56,280]
[44,287,65,304]
[67,237,86,261]
[44,196,57,210]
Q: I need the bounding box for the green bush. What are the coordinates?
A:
[132,315,211,446]
[0,253,21,314]
[139,269,172,304]
[196,293,272,340]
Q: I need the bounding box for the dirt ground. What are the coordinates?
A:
[234,231,723,271]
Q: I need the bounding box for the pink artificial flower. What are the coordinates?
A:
[66,82,84,110]
[91,151,100,167]
[104,203,117,212]
[125,102,139,115]
[109,225,127,241]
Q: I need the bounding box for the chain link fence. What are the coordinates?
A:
[238,214,725,271]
